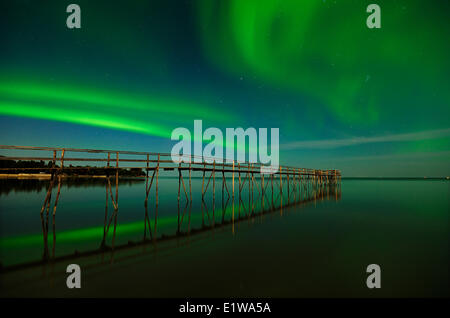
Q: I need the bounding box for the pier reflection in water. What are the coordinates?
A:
[1,174,341,271]
[1,178,448,298]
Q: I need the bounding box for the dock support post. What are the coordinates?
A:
[153,154,160,241]
[189,161,192,202]
[52,149,65,216]
[232,160,235,233]
[40,150,57,215]
[115,152,119,210]
[202,162,205,198]
[145,154,149,204]
[271,173,274,209]
[251,164,254,214]
[232,160,235,200]
[213,160,215,203]
[280,165,282,194]
[213,160,216,225]
[287,167,290,203]
[177,162,181,234]
[238,163,241,198]
[178,162,181,203]
[261,172,264,200]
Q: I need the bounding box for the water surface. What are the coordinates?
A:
[0,178,448,297]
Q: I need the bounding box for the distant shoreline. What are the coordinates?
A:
[342,177,449,180]
[0,174,146,180]
[0,173,448,181]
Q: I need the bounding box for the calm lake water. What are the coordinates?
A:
[0,178,448,297]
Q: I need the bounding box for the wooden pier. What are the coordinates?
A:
[0,145,341,271]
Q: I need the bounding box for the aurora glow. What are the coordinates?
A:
[0,204,234,249]
[196,0,449,124]
[0,214,177,249]
[1,0,449,176]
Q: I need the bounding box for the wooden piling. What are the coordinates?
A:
[145,154,149,203]
[202,162,205,198]
[238,163,241,198]
[189,161,192,202]
[115,152,119,208]
[51,149,65,216]
[156,154,160,207]
[287,167,290,203]
[232,160,235,199]
[213,160,216,203]
[178,162,181,203]
[213,160,216,225]
[280,165,282,194]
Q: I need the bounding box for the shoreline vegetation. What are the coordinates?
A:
[341,177,450,180]
[0,177,144,196]
[0,158,146,179]
[0,174,146,179]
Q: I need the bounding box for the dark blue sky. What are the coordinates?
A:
[1,0,449,177]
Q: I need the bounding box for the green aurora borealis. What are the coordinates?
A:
[1,0,449,176]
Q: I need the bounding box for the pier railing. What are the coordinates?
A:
[0,145,341,179]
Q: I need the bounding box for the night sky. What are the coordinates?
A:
[1,0,449,177]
